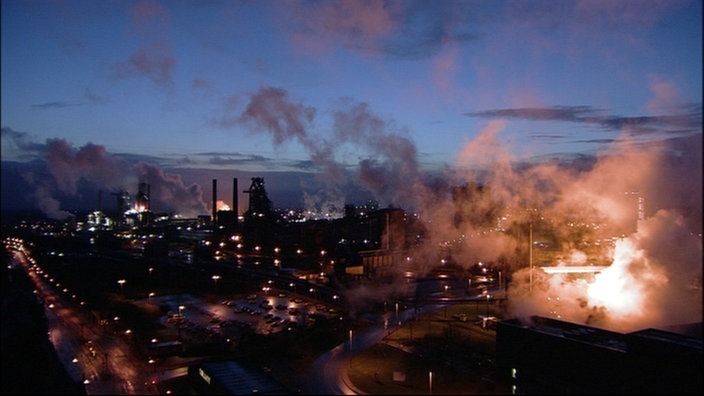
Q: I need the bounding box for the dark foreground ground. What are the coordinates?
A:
[1,258,86,395]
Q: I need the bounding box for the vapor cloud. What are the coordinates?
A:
[236,87,435,215]
[233,84,701,333]
[2,133,209,219]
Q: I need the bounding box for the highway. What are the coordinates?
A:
[7,243,157,395]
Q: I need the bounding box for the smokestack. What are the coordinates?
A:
[212,178,217,223]
[233,177,238,219]
[147,184,150,211]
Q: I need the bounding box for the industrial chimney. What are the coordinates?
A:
[212,178,217,224]
[233,177,238,219]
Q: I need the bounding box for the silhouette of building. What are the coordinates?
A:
[496,316,703,394]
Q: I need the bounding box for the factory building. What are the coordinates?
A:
[188,360,288,395]
[496,315,702,394]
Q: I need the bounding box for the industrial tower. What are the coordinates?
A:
[243,177,272,217]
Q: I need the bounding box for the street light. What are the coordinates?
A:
[212,275,221,291]
[117,279,126,293]
[429,371,433,395]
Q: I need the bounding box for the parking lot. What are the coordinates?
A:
[140,290,343,352]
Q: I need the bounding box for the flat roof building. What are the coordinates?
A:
[188,360,289,395]
[496,316,702,394]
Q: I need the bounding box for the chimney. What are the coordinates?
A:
[233,177,238,219]
[212,179,217,223]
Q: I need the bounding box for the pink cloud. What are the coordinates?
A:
[646,75,683,114]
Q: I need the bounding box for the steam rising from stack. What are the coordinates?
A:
[239,87,702,331]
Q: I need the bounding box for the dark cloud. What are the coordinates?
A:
[31,101,76,110]
[1,127,45,159]
[467,104,702,137]
[84,88,109,105]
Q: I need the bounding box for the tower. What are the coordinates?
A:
[243,177,272,217]
[233,177,238,218]
[136,182,150,212]
[212,178,217,224]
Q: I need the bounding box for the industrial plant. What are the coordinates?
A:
[2,174,701,395]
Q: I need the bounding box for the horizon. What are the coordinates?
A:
[1,1,701,239]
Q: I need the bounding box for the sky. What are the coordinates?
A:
[1,0,702,217]
[1,0,701,333]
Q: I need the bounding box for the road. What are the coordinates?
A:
[307,303,442,395]
[8,243,156,395]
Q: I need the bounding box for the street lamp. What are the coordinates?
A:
[212,275,221,291]
[148,292,155,303]
[429,371,433,395]
[117,279,126,294]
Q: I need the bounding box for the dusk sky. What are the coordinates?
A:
[1,0,702,217]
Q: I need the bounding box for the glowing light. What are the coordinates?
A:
[587,239,649,318]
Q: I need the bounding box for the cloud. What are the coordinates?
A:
[281,0,476,59]
[112,1,175,89]
[114,40,176,88]
[239,87,316,146]
[467,105,702,138]
[1,132,210,219]
[83,88,110,105]
[1,127,45,161]
[31,101,77,110]
[646,75,685,114]
[234,87,430,211]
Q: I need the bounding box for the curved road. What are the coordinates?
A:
[308,303,442,395]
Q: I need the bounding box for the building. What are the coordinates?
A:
[496,315,703,394]
[188,360,289,394]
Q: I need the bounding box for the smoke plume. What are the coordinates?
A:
[13,137,209,219]
[237,87,701,331]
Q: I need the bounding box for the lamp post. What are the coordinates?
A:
[117,279,126,294]
[429,371,433,395]
[212,274,220,291]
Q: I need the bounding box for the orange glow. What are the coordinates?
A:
[216,199,230,211]
[588,239,645,317]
